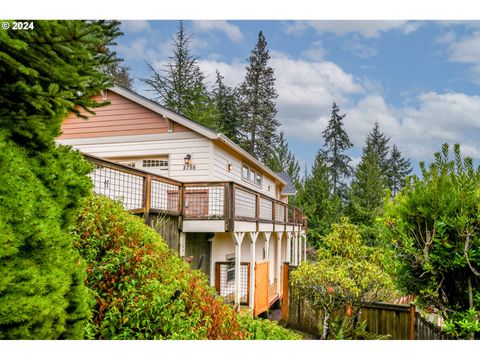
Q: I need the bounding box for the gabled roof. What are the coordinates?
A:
[110,85,287,186]
[277,172,297,196]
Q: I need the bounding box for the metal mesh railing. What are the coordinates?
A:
[259,197,273,221]
[150,179,180,213]
[89,165,144,210]
[234,187,256,219]
[275,202,286,223]
[183,185,224,218]
[215,262,249,305]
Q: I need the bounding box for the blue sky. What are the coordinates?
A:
[115,20,480,174]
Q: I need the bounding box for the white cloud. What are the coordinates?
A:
[121,20,151,33]
[283,20,422,38]
[448,31,480,63]
[192,20,244,43]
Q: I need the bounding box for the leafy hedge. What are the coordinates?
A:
[72,196,301,340]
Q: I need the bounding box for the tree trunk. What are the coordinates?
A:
[321,311,331,340]
[468,275,474,340]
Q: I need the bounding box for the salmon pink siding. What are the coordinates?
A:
[58,90,189,139]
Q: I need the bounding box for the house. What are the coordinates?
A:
[57,85,307,316]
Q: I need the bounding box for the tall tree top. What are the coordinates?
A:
[238,31,279,162]
[322,101,353,196]
[365,121,390,173]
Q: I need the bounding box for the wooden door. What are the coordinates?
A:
[185,233,211,280]
[254,260,269,316]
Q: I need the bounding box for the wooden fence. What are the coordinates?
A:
[286,271,454,339]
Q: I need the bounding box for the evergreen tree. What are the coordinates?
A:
[365,121,390,176]
[142,21,219,130]
[212,70,240,143]
[322,102,353,198]
[102,49,134,89]
[386,145,412,197]
[349,144,386,226]
[238,31,279,163]
[0,20,121,339]
[265,131,300,186]
[297,150,339,244]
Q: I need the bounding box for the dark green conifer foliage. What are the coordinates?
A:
[142,21,219,130]
[349,144,386,226]
[298,150,339,244]
[266,131,300,186]
[212,70,240,143]
[386,144,412,197]
[322,102,353,199]
[365,121,390,176]
[0,20,120,339]
[238,31,279,163]
[102,49,134,89]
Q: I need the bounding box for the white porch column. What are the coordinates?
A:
[303,232,307,262]
[276,231,283,295]
[264,232,272,283]
[292,232,297,266]
[286,232,292,263]
[232,232,245,308]
[249,232,259,311]
[296,230,300,265]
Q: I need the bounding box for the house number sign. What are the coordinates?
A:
[183,164,196,170]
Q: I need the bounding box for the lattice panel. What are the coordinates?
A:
[89,165,143,210]
[216,262,249,305]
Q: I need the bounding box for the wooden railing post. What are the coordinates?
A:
[409,303,415,340]
[255,193,260,231]
[144,175,151,213]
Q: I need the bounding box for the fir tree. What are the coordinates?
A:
[0,20,121,339]
[266,131,300,186]
[349,144,386,225]
[365,121,390,176]
[142,21,219,130]
[238,31,279,163]
[387,145,412,197]
[212,70,240,143]
[102,50,134,89]
[298,150,339,244]
[322,102,353,198]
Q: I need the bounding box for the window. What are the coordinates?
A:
[241,164,263,187]
[143,159,169,169]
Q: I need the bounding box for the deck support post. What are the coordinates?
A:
[276,231,283,296]
[232,232,245,308]
[303,232,307,262]
[249,232,259,312]
[286,232,292,263]
[264,232,272,284]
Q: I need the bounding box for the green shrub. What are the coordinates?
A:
[0,135,92,339]
[73,196,299,340]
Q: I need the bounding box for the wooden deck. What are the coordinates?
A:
[269,279,281,307]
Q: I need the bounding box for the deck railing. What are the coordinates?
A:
[84,153,306,229]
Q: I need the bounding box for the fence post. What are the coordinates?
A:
[144,175,151,213]
[409,303,415,340]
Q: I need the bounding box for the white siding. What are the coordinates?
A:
[58,132,213,182]
[213,144,278,199]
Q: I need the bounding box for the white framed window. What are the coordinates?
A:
[241,163,263,187]
[143,159,169,169]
